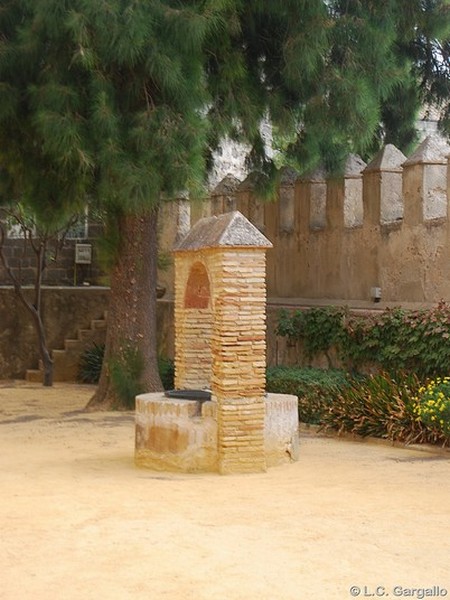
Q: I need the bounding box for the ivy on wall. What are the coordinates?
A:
[276,301,450,378]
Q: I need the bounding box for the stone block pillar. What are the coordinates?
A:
[157,196,191,296]
[343,154,366,228]
[210,174,240,215]
[403,135,450,225]
[236,173,266,232]
[210,249,268,474]
[299,166,327,231]
[278,167,298,234]
[363,144,406,225]
[174,256,213,390]
[173,211,272,474]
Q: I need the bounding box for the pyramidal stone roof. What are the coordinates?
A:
[403,135,450,166]
[211,174,241,196]
[279,166,299,187]
[300,165,327,182]
[344,154,367,177]
[173,211,272,252]
[364,144,407,173]
[237,171,264,192]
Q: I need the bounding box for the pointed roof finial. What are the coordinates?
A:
[364,144,407,173]
[403,135,450,166]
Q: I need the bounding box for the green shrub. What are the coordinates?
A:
[78,343,175,391]
[320,371,429,444]
[266,366,352,424]
[158,356,175,390]
[339,306,450,377]
[110,346,145,409]
[78,343,105,384]
[414,377,450,445]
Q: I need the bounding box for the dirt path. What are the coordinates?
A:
[1,382,450,600]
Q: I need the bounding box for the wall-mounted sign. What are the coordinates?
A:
[75,244,92,265]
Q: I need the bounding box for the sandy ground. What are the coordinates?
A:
[1,382,450,600]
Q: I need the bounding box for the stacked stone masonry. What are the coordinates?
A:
[170,212,273,474]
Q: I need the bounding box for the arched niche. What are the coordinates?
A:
[184,261,211,309]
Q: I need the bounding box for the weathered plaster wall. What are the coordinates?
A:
[0,287,110,378]
[0,288,173,379]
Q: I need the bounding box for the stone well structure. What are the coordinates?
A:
[135,211,299,474]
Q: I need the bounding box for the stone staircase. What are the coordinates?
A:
[25,314,107,383]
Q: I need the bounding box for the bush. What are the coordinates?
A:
[158,356,175,390]
[266,366,352,424]
[78,343,175,391]
[414,377,450,446]
[78,343,105,384]
[267,366,450,446]
[340,304,450,377]
[319,371,430,444]
[277,306,345,365]
[110,346,145,409]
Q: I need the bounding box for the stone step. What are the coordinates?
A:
[25,369,43,383]
[78,328,95,342]
[52,349,79,382]
[64,338,82,351]
[25,314,107,384]
[91,319,107,330]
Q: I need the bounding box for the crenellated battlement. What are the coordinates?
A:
[158,135,450,304]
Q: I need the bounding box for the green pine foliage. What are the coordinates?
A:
[1,1,448,220]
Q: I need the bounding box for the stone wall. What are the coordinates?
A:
[0,286,110,379]
[1,287,441,381]
[0,288,174,379]
[158,136,450,305]
[4,136,449,306]
[0,222,106,287]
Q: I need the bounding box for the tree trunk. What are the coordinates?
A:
[87,208,163,410]
[34,242,53,386]
[30,307,54,386]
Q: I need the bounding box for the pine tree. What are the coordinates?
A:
[1,0,212,402]
[0,0,94,386]
[0,0,448,406]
